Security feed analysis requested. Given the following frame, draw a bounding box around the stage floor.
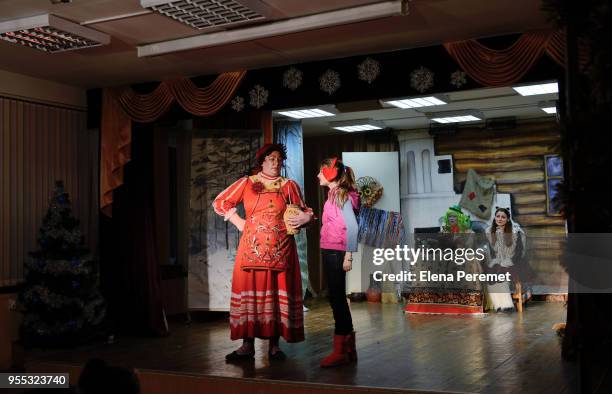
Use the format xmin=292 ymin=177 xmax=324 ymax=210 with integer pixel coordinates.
xmin=23 ymin=301 xmax=578 ymax=393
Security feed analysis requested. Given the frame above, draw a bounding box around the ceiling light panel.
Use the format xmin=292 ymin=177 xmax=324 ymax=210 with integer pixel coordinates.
xmin=0 ymin=14 xmax=110 ymax=53
xmin=276 ymin=109 xmax=335 ymax=119
xmin=431 ymin=115 xmax=481 ymax=124
xmin=141 ymin=0 xmax=269 ymax=30
xmin=333 ymin=125 xmax=383 ymax=132
xmin=330 ymin=119 xmax=385 ymax=132
xmin=538 ymin=100 xmax=557 ymax=114
xmin=512 ymin=82 xmax=558 ymax=96
xmin=427 ymin=110 xmax=483 ymax=124
xmin=385 ymin=96 xmax=447 ymax=109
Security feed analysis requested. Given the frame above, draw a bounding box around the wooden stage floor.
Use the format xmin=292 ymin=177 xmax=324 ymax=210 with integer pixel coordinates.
xmin=23 ymin=301 xmax=578 ymax=393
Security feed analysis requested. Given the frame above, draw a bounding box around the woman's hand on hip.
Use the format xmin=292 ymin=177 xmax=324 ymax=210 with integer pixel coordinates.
xmin=235 ymin=218 xmax=246 ymax=232
xmin=228 ymin=213 xmax=246 ymax=232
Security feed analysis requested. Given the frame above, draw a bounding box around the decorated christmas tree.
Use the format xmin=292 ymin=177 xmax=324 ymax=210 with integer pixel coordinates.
xmin=18 ymin=181 xmax=106 ymax=346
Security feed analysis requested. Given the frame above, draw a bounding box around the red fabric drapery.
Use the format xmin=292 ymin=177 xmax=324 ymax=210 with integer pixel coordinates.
xmin=444 ymin=30 xmax=571 ymax=87
xmin=101 ymin=71 xmax=246 ymax=215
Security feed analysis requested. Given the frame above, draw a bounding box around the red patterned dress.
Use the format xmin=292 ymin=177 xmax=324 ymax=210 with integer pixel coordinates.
xmin=212 ymin=173 xmax=310 ymax=342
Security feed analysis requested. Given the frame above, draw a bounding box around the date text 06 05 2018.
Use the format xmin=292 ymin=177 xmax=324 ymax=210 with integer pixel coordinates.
xmin=0 ymin=373 xmax=69 ymax=388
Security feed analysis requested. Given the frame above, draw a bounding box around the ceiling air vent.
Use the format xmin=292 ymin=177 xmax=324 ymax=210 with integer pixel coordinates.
xmin=0 ymin=14 xmax=110 ymax=53
xmin=140 ymin=0 xmax=273 ymax=30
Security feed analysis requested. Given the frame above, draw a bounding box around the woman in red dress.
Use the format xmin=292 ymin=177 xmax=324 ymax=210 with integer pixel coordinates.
xmin=212 ymin=144 xmax=313 ymax=361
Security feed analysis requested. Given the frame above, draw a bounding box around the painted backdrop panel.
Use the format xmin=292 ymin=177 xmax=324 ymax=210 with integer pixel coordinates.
xmin=188 ymin=131 xmax=259 ymax=310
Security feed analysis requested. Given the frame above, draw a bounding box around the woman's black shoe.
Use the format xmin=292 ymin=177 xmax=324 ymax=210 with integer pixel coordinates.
xmin=225 ymin=350 xmax=255 ymax=362
xmin=268 ymin=349 xmax=286 ymax=361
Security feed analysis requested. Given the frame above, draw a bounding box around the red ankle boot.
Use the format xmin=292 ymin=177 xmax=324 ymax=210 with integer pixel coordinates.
xmin=345 ymin=331 xmax=357 ymax=362
xmin=320 ymin=335 xmax=349 ymax=367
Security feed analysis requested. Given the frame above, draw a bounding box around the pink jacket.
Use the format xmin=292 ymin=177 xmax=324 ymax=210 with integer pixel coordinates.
xmin=320 ymin=189 xmax=360 ymax=252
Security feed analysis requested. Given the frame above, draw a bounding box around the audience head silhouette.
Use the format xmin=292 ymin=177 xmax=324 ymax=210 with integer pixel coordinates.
xmin=78 ymin=358 xmax=140 ymax=394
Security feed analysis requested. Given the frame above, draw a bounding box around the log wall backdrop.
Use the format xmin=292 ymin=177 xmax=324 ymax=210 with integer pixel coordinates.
xmin=435 ymin=120 xmax=567 ymax=289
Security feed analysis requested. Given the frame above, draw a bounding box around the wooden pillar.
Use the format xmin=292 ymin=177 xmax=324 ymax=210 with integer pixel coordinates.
xmin=561 ymin=0 xmax=580 ymax=364
xmin=261 ymin=111 xmax=273 ymax=143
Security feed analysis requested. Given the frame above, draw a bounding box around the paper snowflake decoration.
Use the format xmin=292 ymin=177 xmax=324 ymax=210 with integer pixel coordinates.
xmin=283 ymin=67 xmax=303 ymax=90
xmin=450 ymin=70 xmax=468 ymax=88
xmin=410 ymin=66 xmax=434 ymax=93
xmin=319 ymin=69 xmax=341 ymax=95
xmin=231 ymin=96 xmax=244 ymax=112
xmin=249 ymin=85 xmax=269 ymax=108
xmin=358 ymin=57 xmax=380 ymax=84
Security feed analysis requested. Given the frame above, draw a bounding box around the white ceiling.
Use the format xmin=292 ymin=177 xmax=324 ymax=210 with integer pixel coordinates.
xmin=295 ymin=85 xmax=559 ymax=136
xmin=0 ymin=0 xmax=552 ymax=88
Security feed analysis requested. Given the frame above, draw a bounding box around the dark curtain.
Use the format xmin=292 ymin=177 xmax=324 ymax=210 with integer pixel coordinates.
xmin=100 ymin=123 xmax=169 ymax=336
xmin=100 ymin=72 xmax=245 ymax=214
xmin=303 ymin=130 xmax=398 ymax=294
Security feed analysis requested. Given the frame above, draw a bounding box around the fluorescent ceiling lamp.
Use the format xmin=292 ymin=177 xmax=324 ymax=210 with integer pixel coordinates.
xmin=140 ymin=0 xmax=274 ymax=30
xmin=330 ymin=119 xmax=385 ymax=132
xmin=431 ymin=115 xmax=481 ymax=124
xmin=276 ymin=108 xmax=335 ymax=119
xmin=539 ymin=101 xmax=557 ymax=114
xmin=512 ymin=82 xmax=558 ymax=96
xmin=385 ymin=96 xmax=447 ymax=109
xmin=0 ymin=14 xmax=110 ymax=53
xmin=334 ymin=125 xmax=383 ymax=132
xmin=138 ymin=0 xmax=406 ymax=57
xmin=428 ymin=111 xmax=483 ymax=124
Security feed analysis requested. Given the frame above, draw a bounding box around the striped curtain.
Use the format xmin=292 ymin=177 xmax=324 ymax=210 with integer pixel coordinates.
xmin=0 ymin=97 xmax=97 ymax=287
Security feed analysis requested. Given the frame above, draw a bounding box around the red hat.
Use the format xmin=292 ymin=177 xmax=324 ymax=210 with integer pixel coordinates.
xmin=255 ymin=143 xmax=287 ymax=164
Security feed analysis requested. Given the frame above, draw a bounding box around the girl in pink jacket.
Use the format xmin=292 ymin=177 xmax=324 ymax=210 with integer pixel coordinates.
xmin=317 ymin=157 xmax=359 ymax=367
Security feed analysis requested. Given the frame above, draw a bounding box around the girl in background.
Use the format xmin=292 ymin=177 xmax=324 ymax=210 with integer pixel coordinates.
xmin=486 ymin=207 xmax=527 ymax=312
xmin=317 ymin=157 xmax=360 ymax=367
